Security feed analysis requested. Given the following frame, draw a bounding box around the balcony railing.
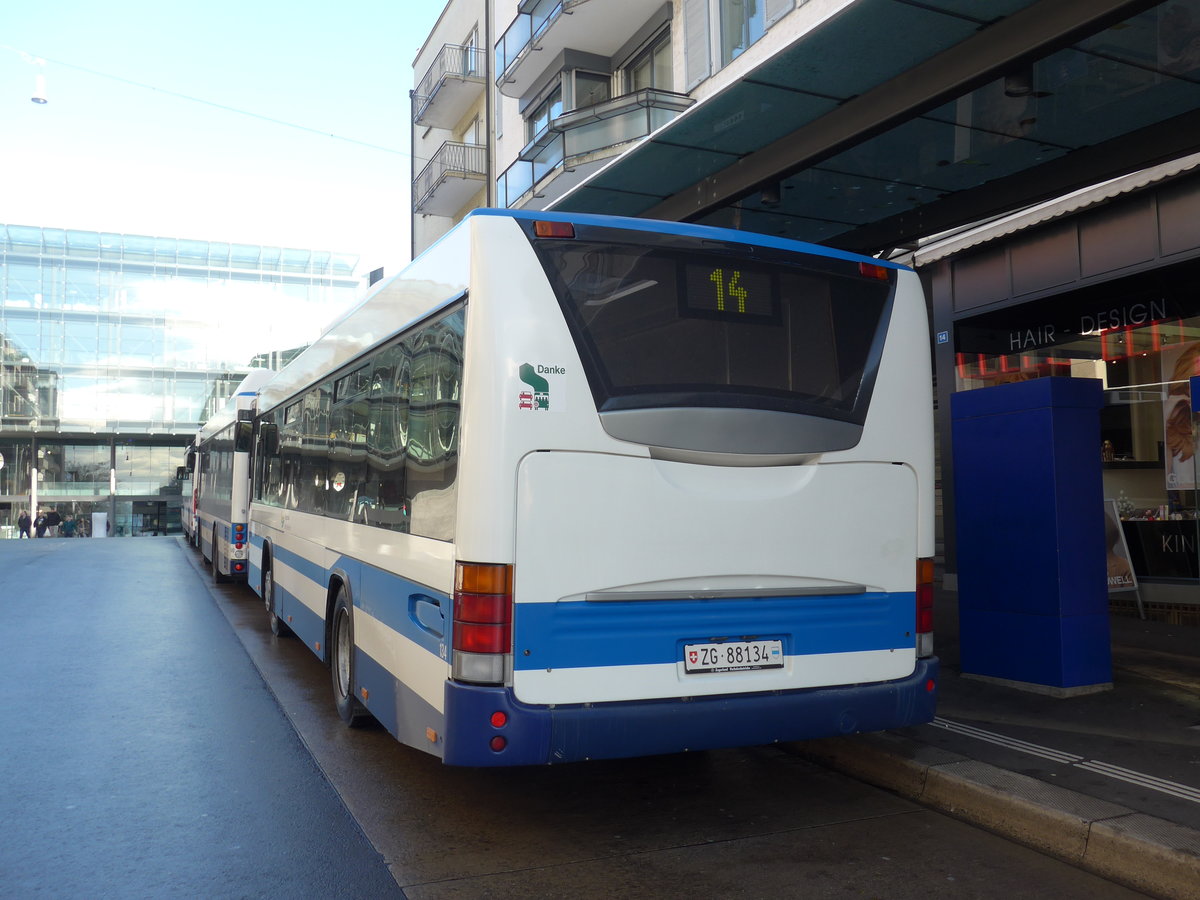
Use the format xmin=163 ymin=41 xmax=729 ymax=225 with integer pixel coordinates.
xmin=495 ymin=0 xmax=563 ymax=85
xmin=413 ymin=141 xmax=488 ymax=217
xmin=413 ymin=44 xmax=487 ymax=128
xmin=495 ymin=0 xmax=664 ymax=97
xmin=497 ymin=89 xmax=693 ymax=208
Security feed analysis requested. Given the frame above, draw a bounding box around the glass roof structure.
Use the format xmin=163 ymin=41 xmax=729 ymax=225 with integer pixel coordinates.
xmin=549 ymin=0 xmax=1200 ymax=254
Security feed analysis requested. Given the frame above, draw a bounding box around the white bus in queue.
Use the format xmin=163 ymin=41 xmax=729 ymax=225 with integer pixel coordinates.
xmin=196 ymin=369 xmax=273 ymax=582
xmin=179 ymin=434 xmax=199 ymax=547
xmin=248 ymin=209 xmax=938 ymax=766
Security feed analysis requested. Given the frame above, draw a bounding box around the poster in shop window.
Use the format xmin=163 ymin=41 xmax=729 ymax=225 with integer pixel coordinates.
xmin=1103 ymin=499 xmax=1137 ymax=593
xmin=1160 ymin=341 xmax=1200 ymax=491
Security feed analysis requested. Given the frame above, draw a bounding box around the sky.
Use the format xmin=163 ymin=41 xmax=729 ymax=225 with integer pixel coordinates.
xmin=1 ymin=0 xmax=450 ymax=276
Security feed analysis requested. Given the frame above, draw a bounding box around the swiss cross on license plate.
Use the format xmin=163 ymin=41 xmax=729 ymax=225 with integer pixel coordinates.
xmin=684 ymin=639 xmax=783 ymax=674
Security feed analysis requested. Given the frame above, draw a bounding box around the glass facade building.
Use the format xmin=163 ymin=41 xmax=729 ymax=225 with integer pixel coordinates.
xmin=0 ymin=224 xmax=361 ymax=538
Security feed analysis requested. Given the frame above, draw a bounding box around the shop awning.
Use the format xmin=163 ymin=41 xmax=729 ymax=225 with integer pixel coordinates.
xmin=548 ymin=0 xmax=1200 ymax=256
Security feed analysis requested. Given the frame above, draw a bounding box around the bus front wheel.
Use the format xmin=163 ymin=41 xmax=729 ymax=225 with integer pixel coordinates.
xmin=211 ymin=527 xmax=229 ymax=584
xmin=330 ymin=588 xmax=368 ymax=727
xmin=263 ymin=561 xmax=290 ymax=637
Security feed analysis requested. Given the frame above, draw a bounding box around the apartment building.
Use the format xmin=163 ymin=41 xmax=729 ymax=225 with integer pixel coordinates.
xmin=411 ymin=0 xmax=824 ymax=255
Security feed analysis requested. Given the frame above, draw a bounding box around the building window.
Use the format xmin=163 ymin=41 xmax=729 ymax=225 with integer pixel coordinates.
xmin=527 ymin=84 xmax=563 ymax=141
xmin=720 ymin=0 xmax=765 ymax=66
xmin=463 ymin=115 xmax=483 ymax=146
xmin=627 ymin=31 xmax=673 ymax=92
xmin=574 ymin=71 xmax=612 ymax=108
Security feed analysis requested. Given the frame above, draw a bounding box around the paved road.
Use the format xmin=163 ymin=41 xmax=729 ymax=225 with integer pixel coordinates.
xmin=189 ymin=541 xmax=1154 ymax=899
xmin=0 ymin=537 xmax=398 ymax=899
xmin=0 ymin=537 xmax=1157 ymax=898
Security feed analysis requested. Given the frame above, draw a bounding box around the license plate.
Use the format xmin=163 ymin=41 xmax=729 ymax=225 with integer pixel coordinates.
xmin=684 ymin=639 xmax=783 ymax=674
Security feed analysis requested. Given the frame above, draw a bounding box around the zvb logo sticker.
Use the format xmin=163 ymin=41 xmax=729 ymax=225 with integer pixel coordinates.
xmin=518 ymin=363 xmax=552 ymax=411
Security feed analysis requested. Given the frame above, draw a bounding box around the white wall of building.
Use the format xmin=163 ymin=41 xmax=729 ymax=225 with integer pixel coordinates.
xmin=412 ymin=0 xmax=489 ymax=256
xmin=409 ymin=0 xmax=859 ymax=256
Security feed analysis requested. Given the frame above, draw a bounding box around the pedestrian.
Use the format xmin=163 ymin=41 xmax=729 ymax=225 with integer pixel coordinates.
xmin=46 ymin=509 xmax=61 ymax=538
xmin=17 ymin=510 xmax=31 ymax=539
xmin=61 ymin=517 xmax=77 ymax=539
xmin=34 ymin=511 xmax=48 ymax=538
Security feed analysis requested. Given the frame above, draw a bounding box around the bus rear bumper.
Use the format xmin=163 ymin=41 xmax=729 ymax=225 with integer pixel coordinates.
xmin=442 ymin=657 xmax=939 ymax=766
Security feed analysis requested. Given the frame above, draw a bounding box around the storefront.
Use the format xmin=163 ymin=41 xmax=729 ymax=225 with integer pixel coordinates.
xmin=0 ymin=436 xmax=187 ymax=538
xmin=924 ymin=157 xmax=1200 ymax=616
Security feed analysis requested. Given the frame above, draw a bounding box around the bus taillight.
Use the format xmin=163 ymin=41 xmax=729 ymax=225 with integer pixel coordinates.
xmin=452 ymin=562 xmax=514 ymax=685
xmin=533 ymin=220 xmax=575 ymax=239
xmin=916 ymin=557 xmax=934 ymax=658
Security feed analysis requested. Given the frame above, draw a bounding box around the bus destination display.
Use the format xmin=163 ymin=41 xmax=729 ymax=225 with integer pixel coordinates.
xmin=681 ymin=263 xmax=778 ymax=322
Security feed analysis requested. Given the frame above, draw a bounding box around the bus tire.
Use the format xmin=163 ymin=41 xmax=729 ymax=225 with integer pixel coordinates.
xmin=212 ymin=527 xmax=229 ymax=584
xmin=263 ymin=559 xmax=290 ymax=637
xmin=331 ymin=587 xmax=368 ymax=727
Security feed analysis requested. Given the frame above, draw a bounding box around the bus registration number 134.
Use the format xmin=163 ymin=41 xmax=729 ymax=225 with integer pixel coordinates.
xmin=684 ymin=640 xmax=783 ymax=674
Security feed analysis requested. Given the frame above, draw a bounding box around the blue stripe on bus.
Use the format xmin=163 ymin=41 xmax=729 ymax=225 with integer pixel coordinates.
xmin=512 ymin=591 xmax=915 ymax=671
xmin=257 ymin=533 xmax=912 ymax=673
xmin=466 ymin=207 xmax=911 ymax=270
xmin=345 ymin=559 xmax=449 ymax=660
xmin=269 ymin=541 xmax=328 ymax=589
xmin=257 ymin=538 xmax=449 ymax=661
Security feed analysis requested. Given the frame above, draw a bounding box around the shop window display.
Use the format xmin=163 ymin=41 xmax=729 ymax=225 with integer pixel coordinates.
xmin=955 ymin=294 xmax=1200 ymax=584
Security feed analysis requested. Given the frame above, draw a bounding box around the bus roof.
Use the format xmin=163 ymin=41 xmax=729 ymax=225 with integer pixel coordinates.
xmin=465 ymin=208 xmax=912 ymax=271
xmin=197 ymin=368 xmax=275 ymax=441
xmin=254 ymin=210 xmax=914 ymax=417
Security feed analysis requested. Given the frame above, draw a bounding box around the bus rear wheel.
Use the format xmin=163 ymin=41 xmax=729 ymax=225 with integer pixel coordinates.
xmin=330 ymin=588 xmax=368 ymax=727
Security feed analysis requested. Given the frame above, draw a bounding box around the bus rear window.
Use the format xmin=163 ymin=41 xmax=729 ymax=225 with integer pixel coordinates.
xmin=525 ymin=226 xmax=894 ymax=424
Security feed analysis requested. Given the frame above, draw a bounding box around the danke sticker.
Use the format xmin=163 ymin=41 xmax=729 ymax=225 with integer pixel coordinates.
xmin=517 ymin=363 xmax=565 ymax=412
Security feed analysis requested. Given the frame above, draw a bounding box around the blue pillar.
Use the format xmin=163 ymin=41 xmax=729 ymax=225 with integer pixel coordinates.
xmin=951 ymin=378 xmax=1112 ymax=694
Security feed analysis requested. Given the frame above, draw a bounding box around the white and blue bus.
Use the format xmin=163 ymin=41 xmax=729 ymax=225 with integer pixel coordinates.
xmin=248 ymin=209 xmax=937 ymax=766
xmin=196 ymin=370 xmax=274 ymax=582
xmin=180 ymin=434 xmax=199 ymax=547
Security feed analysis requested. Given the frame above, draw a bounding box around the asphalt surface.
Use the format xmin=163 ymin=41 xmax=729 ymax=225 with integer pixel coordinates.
xmin=4 ymin=536 xmax=1199 ymax=899
xmin=0 ymin=536 xmax=400 ymax=899
xmin=797 ymin=585 xmax=1200 ymax=899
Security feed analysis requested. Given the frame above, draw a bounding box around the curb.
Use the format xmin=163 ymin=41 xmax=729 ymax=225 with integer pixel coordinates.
xmin=792 ymin=732 xmax=1200 ymax=900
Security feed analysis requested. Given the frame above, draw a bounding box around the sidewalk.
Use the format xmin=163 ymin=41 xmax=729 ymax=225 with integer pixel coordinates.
xmin=795 ymin=586 xmax=1200 ymax=899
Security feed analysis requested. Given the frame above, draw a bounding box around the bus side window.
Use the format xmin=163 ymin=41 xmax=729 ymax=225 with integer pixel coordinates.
xmin=366 ymin=339 xmax=411 ymax=532
xmin=406 ymin=310 xmax=463 ymax=542
xmin=327 ymin=393 xmax=369 ymax=522
xmin=302 ymin=383 xmax=331 ymax=516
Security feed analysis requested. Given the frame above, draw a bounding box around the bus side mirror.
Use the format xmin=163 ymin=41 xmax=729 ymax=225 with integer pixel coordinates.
xmin=175 ymin=466 xmax=189 ymax=480
xmin=185 ymin=450 xmax=196 ymax=472
xmin=235 ymin=420 xmax=254 ymax=453
xmin=260 ymin=423 xmax=279 ymax=457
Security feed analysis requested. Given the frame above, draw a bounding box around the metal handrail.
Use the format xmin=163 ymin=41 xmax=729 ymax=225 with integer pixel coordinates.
xmin=497 ymin=89 xmax=694 ymax=208
xmin=413 ymin=142 xmax=488 ymax=210
xmin=496 ymin=0 xmax=575 ymax=82
xmin=413 ymin=44 xmax=487 ymax=124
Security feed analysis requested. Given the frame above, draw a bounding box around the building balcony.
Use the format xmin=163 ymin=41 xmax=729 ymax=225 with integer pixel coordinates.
xmin=496 ymin=88 xmax=693 ymax=209
xmin=413 ymin=44 xmax=487 ymax=129
xmin=495 ymin=0 xmax=664 ymax=98
xmin=413 ymin=141 xmax=488 ymax=217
